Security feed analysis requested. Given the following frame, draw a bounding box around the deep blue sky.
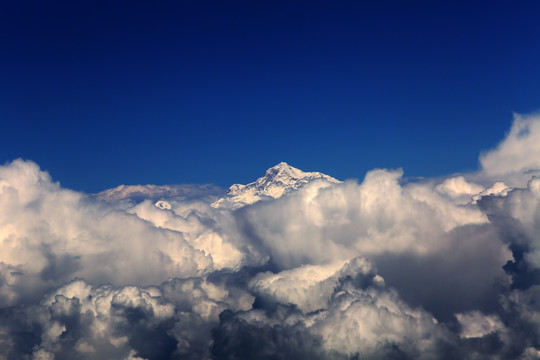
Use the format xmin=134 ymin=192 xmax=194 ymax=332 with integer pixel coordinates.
xmin=2 ymin=1 xmax=540 ymax=192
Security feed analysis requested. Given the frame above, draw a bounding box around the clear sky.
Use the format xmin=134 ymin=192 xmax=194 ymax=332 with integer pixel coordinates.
xmin=2 ymin=0 xmax=540 ymax=192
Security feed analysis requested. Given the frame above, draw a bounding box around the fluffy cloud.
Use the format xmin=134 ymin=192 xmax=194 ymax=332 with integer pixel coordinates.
xmin=456 ymin=311 xmax=506 ymax=339
xmin=234 ymin=169 xmax=495 ymax=272
xmin=479 ymin=113 xmax=540 ymax=187
xmin=249 ymin=257 xmax=379 ymax=313
xmin=0 ymin=160 xmax=213 ymax=306
xmin=214 ymin=258 xmax=450 ymax=359
xmin=2 ymin=114 xmax=540 ymax=358
xmin=1 ymin=277 xmax=254 ymax=359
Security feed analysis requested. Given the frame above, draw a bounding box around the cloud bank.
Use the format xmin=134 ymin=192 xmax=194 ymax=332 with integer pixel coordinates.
xmin=2 ymin=113 xmax=540 ymax=359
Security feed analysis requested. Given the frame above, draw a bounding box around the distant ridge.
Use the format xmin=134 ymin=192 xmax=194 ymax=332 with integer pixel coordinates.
xmin=95 ymin=183 xmax=221 ymax=203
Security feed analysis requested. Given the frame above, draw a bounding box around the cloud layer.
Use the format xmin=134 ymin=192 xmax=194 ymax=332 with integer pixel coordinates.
xmin=2 ymin=114 xmax=540 ymax=359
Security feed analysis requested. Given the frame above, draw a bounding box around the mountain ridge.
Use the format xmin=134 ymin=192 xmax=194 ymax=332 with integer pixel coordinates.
xmin=212 ymin=162 xmax=340 ymax=209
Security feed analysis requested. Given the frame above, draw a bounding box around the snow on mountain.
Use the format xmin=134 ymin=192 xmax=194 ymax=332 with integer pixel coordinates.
xmin=212 ymin=162 xmax=341 ymax=209
xmin=94 ymin=163 xmax=340 ymax=210
xmin=95 ymin=183 xmax=221 ymax=203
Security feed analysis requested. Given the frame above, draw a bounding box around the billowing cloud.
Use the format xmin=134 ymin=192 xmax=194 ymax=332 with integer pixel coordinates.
xmin=2 ymin=114 xmax=540 ymax=358
xmin=456 ymin=311 xmax=505 ymax=339
xmin=479 ymin=113 xmax=540 ymax=187
xmin=213 ymin=262 xmax=450 ymax=360
xmin=0 ymin=160 xmax=214 ymax=307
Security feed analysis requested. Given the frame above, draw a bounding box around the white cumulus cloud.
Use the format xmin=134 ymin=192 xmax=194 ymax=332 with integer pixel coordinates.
xmin=2 ymin=113 xmax=540 ymax=358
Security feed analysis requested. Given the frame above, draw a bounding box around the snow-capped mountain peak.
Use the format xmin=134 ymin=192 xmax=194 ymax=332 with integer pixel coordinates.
xmin=213 ymin=162 xmax=340 ymax=208
xmin=261 ymin=161 xmax=306 ymax=182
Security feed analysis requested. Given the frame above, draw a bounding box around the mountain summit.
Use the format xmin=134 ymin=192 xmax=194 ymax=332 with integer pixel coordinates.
xmin=212 ymin=162 xmax=340 ymax=209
